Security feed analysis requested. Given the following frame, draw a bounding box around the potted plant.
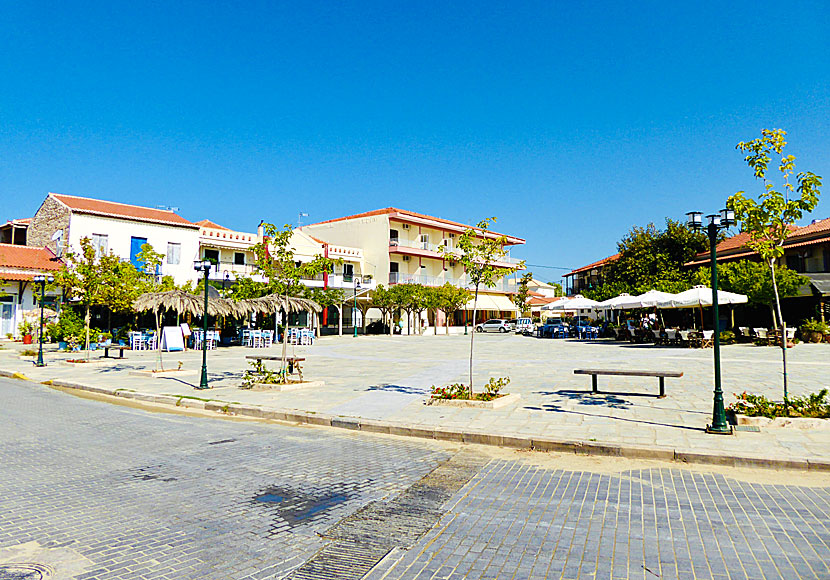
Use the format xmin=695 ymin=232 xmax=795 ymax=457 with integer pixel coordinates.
xmin=18 ymin=320 xmax=36 ymax=344
xmin=800 ymin=319 xmax=828 ymax=343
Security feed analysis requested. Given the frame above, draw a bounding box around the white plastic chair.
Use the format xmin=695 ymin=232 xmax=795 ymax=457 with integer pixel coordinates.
xmin=754 ymin=328 xmax=768 ymax=340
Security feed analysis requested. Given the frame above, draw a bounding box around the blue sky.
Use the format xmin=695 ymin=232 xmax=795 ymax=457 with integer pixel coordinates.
xmin=2 ymin=1 xmax=828 ymax=282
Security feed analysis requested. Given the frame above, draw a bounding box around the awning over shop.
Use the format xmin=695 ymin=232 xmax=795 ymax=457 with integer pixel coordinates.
xmin=806 ymin=273 xmax=830 ymax=296
xmin=465 ymin=293 xmax=517 ymax=312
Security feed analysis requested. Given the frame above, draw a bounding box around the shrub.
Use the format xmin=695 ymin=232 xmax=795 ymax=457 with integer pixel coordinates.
xmin=17 ymin=320 xmax=36 ymax=337
xmin=20 ymin=348 xmax=38 ymax=357
xmin=728 ymin=389 xmax=830 ymax=418
xmin=719 ymin=330 xmax=735 ymax=345
xmin=801 ymin=318 xmax=830 ymax=334
xmin=240 ymin=359 xmax=285 ymax=389
xmin=431 ymin=377 xmax=510 ymax=401
xmin=53 ymin=309 xmax=85 ymax=343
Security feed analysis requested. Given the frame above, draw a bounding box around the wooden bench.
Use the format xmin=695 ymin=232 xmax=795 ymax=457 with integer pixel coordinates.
xmin=101 ymin=345 xmax=129 ymax=359
xmin=573 ymin=369 xmax=683 ymax=398
xmin=245 ymin=355 xmax=306 ymax=381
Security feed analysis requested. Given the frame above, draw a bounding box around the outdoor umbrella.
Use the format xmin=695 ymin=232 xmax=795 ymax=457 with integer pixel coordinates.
xmin=655 ymin=286 xmax=748 ymax=309
xmin=618 ymin=289 xmax=678 ymax=309
xmin=655 ymin=285 xmax=748 ymax=330
xmin=133 ymin=289 xmax=243 ymax=370
xmin=544 ymin=294 xmax=600 ymax=311
xmin=595 ymin=293 xmax=632 ymax=310
xmin=22 ymin=307 xmax=58 ymax=320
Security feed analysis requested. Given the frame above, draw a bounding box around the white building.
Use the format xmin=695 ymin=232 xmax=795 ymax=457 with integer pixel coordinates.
xmin=0 ymin=244 xmax=62 ymax=338
xmin=27 ymin=193 xmax=201 ymax=285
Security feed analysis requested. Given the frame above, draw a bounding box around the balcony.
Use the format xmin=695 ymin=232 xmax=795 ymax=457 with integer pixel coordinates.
xmin=300 ymin=273 xmax=376 ymax=290
xmin=389 ymin=272 xmax=516 ymax=293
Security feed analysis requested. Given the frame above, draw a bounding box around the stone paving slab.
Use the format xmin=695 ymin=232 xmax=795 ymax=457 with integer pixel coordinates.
xmin=1 ymin=334 xmax=829 ymax=469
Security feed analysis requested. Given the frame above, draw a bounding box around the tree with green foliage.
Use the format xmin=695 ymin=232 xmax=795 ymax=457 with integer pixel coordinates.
xmin=302 ymin=286 xmax=347 ymax=335
xmin=436 ymin=283 xmax=471 ymax=335
xmin=512 ymin=272 xmax=534 ymax=315
xmin=55 ymin=237 xmax=123 ymax=360
xmin=388 ymin=283 xmax=424 ymax=335
xmin=440 ymin=218 xmax=524 ymax=395
xmin=691 ymin=260 xmax=807 ymax=325
xmin=420 ymin=286 xmax=444 ymax=335
xmin=370 ymin=285 xmax=397 ymax=335
xmin=588 ymin=219 xmax=709 ymax=301
xmin=252 ymin=223 xmax=335 ymax=379
xmin=727 ymin=128 xmax=822 ymax=401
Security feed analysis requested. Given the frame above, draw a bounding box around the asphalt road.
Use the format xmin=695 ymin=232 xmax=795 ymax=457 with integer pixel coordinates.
xmin=0 ymin=378 xmax=828 ymax=580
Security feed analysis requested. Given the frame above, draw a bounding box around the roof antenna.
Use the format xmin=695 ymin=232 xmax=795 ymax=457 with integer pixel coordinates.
xmin=298 ymin=212 xmax=309 ymax=228
xmin=156 ymin=205 xmax=179 ymax=212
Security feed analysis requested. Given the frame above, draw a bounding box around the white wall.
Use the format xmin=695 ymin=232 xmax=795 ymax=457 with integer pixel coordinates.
xmin=0 ymin=282 xmax=57 ymax=339
xmin=68 ymin=214 xmax=201 ymax=285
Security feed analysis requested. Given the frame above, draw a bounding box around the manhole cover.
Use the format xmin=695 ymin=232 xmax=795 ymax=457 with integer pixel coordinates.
xmin=0 ymin=563 xmax=52 ymax=579
xmin=733 ymin=425 xmax=761 ymax=432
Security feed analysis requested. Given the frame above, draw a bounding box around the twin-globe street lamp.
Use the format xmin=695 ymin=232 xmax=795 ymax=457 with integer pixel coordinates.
xmin=193 ymin=260 xmax=212 ymax=390
xmin=686 ymin=208 xmax=735 ymax=435
xmin=32 ymin=274 xmax=55 ymax=367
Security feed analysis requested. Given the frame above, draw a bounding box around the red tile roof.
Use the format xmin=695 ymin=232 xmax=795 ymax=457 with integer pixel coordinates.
xmin=688 ymin=220 xmax=827 ymax=265
xmin=0 ymin=244 xmax=61 ymax=273
xmin=565 ymin=254 xmax=620 ymax=277
xmin=304 ymin=207 xmax=525 ymax=245
xmin=195 ymin=219 xmax=231 ymax=230
xmin=51 ymin=193 xmax=199 ymax=228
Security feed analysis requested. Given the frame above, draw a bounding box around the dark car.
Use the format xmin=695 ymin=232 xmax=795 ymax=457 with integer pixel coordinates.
xmin=366 ymin=320 xmax=390 ymax=335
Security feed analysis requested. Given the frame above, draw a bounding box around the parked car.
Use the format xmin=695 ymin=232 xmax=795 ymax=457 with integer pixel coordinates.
xmin=514 ymin=318 xmax=534 ymax=335
xmin=475 ymin=319 xmax=515 ymax=333
xmin=366 ymin=320 xmax=389 ymax=334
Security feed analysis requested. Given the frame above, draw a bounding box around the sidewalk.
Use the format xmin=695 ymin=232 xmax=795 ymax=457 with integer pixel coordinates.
xmin=2 ymin=334 xmax=829 ymax=470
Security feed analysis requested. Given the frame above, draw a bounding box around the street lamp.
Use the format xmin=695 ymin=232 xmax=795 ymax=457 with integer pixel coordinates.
xmin=32 ymin=274 xmax=55 ymax=367
xmin=193 ymin=260 xmax=212 ymax=389
xmin=353 ymin=278 xmax=361 ymax=338
xmin=222 ymin=270 xmax=230 ymax=296
xmin=686 ymin=208 xmax=735 ymax=435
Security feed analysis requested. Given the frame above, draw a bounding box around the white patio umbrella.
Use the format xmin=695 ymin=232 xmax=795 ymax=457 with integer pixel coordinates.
xmin=618 ymin=289 xmax=678 ymax=309
xmin=543 ymin=294 xmax=600 ymax=311
xmin=655 ymin=286 xmax=748 ymax=309
xmin=595 ymin=293 xmax=632 ymax=323
xmin=656 ymin=285 xmax=748 ymax=330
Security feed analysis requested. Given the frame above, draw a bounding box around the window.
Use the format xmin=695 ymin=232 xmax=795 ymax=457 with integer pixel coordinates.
xmin=419 ymin=234 xmax=429 ymax=250
xmin=343 ymin=263 xmax=354 ymax=282
xmin=91 ymin=234 xmax=108 ymax=258
xmin=203 ymin=249 xmax=219 ymax=264
xmin=389 ymin=229 xmax=399 ymax=245
xmin=234 ymin=252 xmax=245 ymax=266
xmin=130 ymin=236 xmax=148 ymax=269
xmin=166 ymin=242 xmax=181 ymax=265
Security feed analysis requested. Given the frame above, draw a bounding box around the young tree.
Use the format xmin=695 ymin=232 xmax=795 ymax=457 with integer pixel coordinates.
xmin=420 ymin=286 xmax=444 ymax=335
xmin=370 ymin=285 xmax=397 ymax=335
xmin=440 ymin=218 xmax=524 ymax=395
xmin=512 ymin=272 xmax=534 ymax=316
xmin=55 ymin=237 xmax=122 ymax=360
xmin=389 ymin=283 xmax=423 ymax=335
xmin=302 ymin=286 xmax=346 ymax=336
xmin=252 ymin=223 xmax=335 ymax=379
xmin=436 ymin=283 xmax=471 ymax=335
xmin=728 ymin=129 xmax=822 ymax=401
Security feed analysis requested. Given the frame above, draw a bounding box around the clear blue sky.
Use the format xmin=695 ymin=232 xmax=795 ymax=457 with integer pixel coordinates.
xmin=2 ymin=1 xmax=828 ymax=283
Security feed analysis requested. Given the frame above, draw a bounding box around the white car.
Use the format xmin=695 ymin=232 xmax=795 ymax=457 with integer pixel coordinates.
xmin=475 ymin=319 xmax=515 ymax=333
xmin=514 ymin=318 xmax=534 ymax=335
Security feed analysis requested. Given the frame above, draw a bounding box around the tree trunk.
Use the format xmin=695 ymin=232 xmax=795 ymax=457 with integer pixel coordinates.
xmin=281 ymin=302 xmax=290 ymax=383
xmin=469 ymin=285 xmax=479 ymax=395
xmin=156 ymin=310 xmax=164 ymax=371
xmin=85 ymin=304 xmax=91 ymax=361
xmin=769 ymin=260 xmax=788 ymax=401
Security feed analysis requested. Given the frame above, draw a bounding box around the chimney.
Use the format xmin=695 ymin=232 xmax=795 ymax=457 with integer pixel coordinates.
xmin=257 ymin=220 xmax=264 ymax=240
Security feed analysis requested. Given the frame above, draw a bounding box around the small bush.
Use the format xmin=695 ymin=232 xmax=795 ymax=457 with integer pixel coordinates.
xmin=728 ymin=389 xmax=830 ymax=418
xmin=20 ymin=349 xmax=38 ymax=357
xmin=240 ymin=359 xmax=285 ymax=389
xmin=431 ymin=377 xmax=511 ymax=402
xmin=719 ymin=330 xmax=735 ymax=345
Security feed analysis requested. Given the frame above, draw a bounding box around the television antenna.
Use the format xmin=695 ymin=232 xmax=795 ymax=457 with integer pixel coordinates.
xmin=156 ymin=205 xmax=180 ymax=212
xmin=298 ymin=212 xmax=309 ymax=228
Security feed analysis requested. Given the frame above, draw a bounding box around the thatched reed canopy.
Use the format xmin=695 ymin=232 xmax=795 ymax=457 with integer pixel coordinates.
xmin=133 ymin=289 xmax=243 ymax=318
xmin=237 ymin=294 xmax=321 ymax=316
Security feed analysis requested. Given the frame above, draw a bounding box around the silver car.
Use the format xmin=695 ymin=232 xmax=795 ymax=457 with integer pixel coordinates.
xmin=475 ymin=319 xmax=515 ymax=333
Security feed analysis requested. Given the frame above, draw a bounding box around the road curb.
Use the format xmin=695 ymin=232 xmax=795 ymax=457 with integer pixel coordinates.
xmin=3 ymin=370 xmax=827 ymax=473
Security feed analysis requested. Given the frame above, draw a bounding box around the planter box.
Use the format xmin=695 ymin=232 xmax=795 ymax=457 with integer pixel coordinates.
xmin=427 ymin=392 xmax=521 ymax=409
xmin=245 ymin=380 xmax=325 ymax=391
xmin=130 ymin=369 xmax=198 ymax=378
xmin=736 ymin=414 xmax=830 ymax=429
xmin=61 ymin=359 xmax=113 ymax=367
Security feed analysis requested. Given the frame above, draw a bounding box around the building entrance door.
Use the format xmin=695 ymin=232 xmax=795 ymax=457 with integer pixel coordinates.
xmin=0 ymin=298 xmax=15 ymax=337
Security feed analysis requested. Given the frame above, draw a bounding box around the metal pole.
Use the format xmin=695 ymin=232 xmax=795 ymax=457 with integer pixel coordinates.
xmin=353 ymin=281 xmax=358 ymax=338
xmin=36 ymin=280 xmax=46 ymax=367
xmin=198 ymin=267 xmax=210 ymax=389
xmin=707 ymin=223 xmax=730 ymax=434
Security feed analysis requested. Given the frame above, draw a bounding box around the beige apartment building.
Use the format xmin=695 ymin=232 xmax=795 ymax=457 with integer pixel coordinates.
xmin=301 ymin=208 xmax=525 ymax=328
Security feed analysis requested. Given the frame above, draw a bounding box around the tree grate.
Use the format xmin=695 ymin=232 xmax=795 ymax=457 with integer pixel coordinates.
xmin=287 ymin=452 xmax=487 ymax=580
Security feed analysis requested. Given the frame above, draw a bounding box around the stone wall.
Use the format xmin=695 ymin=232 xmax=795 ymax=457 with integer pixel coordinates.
xmin=26 ymin=195 xmax=71 ymax=255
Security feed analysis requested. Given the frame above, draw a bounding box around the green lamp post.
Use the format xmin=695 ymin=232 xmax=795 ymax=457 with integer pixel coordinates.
xmin=686 ymin=208 xmax=735 ymax=435
xmin=353 ymin=278 xmax=361 ymax=337
xmin=33 ymin=274 xmax=54 ymax=367
xmin=193 ymin=260 xmax=212 ymax=389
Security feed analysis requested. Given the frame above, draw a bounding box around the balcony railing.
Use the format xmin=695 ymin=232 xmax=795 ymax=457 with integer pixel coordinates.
xmin=389 ymin=272 xmax=516 ymax=293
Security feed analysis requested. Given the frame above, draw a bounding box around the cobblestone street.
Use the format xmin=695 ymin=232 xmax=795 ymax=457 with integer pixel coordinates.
xmin=1 ymin=377 xmax=828 ymax=579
